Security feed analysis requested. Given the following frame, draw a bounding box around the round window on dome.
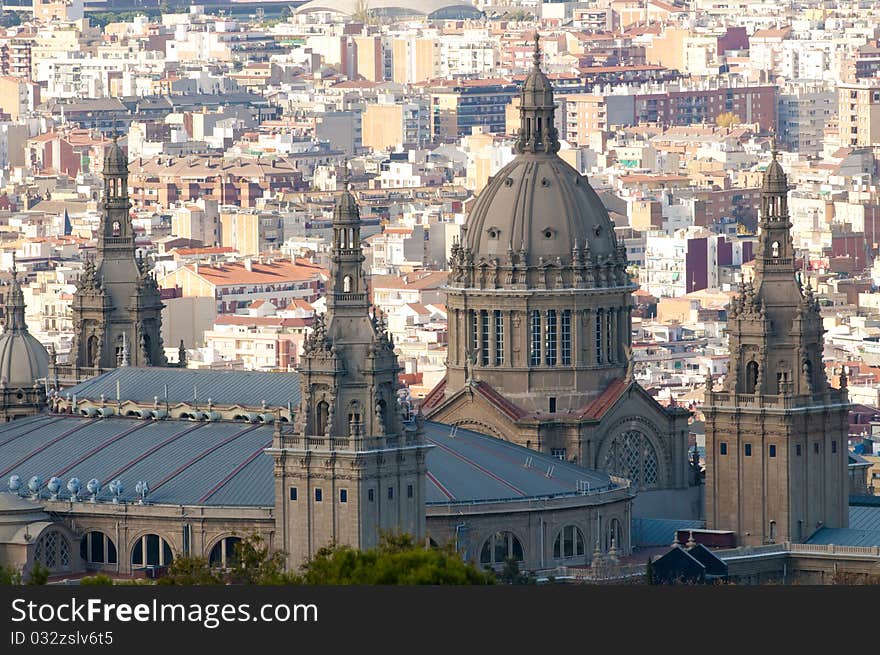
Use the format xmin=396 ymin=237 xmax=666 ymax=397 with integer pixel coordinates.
xmin=543 ymin=229 xmax=554 ymax=239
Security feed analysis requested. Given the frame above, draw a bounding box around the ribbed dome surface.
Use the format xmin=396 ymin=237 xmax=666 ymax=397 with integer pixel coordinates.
xmin=0 ymin=329 xmax=48 ymax=389
xmin=464 ymin=154 xmax=618 ymax=265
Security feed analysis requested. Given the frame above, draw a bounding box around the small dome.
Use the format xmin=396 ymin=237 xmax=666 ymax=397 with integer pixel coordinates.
xmin=0 ymin=268 xmax=48 ymax=389
xmin=0 ymin=329 xmax=48 ymax=389
xmin=333 ymin=188 xmax=359 ymax=224
xmin=762 ymin=159 xmax=788 ymax=193
xmin=465 ymin=155 xmax=617 ymax=265
xmin=104 ymin=137 xmax=128 ymax=175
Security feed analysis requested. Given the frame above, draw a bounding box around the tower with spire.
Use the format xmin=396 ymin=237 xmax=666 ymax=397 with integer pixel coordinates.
xmin=704 ymin=146 xmax=849 ymax=545
xmin=269 ymin=175 xmax=431 ymax=568
xmin=0 ymin=259 xmax=49 ymax=420
xmin=68 ymin=136 xmax=166 ymax=376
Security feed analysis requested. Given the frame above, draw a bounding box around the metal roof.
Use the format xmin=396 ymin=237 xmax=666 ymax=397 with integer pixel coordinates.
xmin=631 ymin=517 xmax=706 ymax=548
xmin=0 ymin=416 xmax=622 ymax=509
xmin=64 ymin=368 xmax=301 ymax=410
xmin=805 ymin=527 xmax=880 ymax=547
xmin=849 ymin=505 xmax=880 ymax=532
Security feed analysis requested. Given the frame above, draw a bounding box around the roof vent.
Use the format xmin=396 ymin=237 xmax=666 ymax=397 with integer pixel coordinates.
xmin=523 ymin=456 xmax=533 ymax=469
xmin=576 ymin=480 xmax=591 ymax=494
xmin=545 ymin=465 xmax=554 ymax=479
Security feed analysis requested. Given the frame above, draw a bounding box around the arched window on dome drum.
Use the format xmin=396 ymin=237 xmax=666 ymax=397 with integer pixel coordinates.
xmin=561 ymin=310 xmax=572 ymax=365
xmin=493 ymin=310 xmax=504 ymax=365
xmin=745 ymin=361 xmax=759 ymax=394
xmin=595 ymin=310 xmax=603 ymax=364
xmin=606 ymin=310 xmax=613 ymax=363
xmin=553 ymin=525 xmax=585 ymax=559
xmin=131 ymin=534 xmax=173 ymax=568
xmin=479 ymin=531 xmax=524 ymax=566
xmin=545 ymin=310 xmax=557 ymax=365
xmin=470 ymin=311 xmax=478 ymax=362
xmin=530 ymin=310 xmax=541 ymax=366
xmin=602 ymin=430 xmax=659 ymax=489
xmin=343 ymin=275 xmax=352 ymax=293
xmin=209 ymin=536 xmax=241 ymax=569
xmin=772 ymin=241 xmax=780 ymax=257
xmin=80 ymin=531 xmax=117 ymax=566
xmin=480 ymin=310 xmax=489 ymax=366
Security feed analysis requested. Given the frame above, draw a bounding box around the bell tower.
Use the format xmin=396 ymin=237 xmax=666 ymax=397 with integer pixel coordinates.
xmin=704 ymin=146 xmax=849 ymax=545
xmin=69 ymin=136 xmax=166 ymax=373
xmin=270 ymin=178 xmax=431 ymax=568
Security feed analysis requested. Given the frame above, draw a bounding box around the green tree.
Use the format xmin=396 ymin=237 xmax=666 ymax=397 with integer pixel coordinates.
xmin=158 ymin=557 xmax=224 ymax=585
xmin=227 ymin=533 xmax=290 ymax=585
xmin=81 ymin=574 xmax=115 ymax=586
xmin=296 ymin=533 xmax=494 ymax=585
xmin=499 ymin=557 xmax=531 ymax=585
xmin=27 ymin=563 xmax=50 ymax=586
xmin=0 ymin=565 xmax=21 ymax=585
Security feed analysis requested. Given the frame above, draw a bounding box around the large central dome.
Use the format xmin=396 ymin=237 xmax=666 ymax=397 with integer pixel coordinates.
xmin=462 ymin=34 xmax=618 ymax=267
xmin=464 ymin=154 xmax=617 ymax=264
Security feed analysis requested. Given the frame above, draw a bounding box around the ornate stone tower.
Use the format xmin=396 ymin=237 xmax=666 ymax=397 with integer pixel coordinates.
xmin=69 ymin=137 xmax=166 ymax=372
xmin=424 ymin=35 xmax=691 ymax=495
xmin=704 ymin=148 xmax=849 ymax=545
xmin=0 ymin=261 xmax=49 ymax=420
xmin=270 ymin=180 xmax=431 ymax=568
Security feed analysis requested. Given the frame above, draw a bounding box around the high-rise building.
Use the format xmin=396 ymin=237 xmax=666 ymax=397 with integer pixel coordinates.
xmin=270 ymin=178 xmax=430 ymax=567
xmin=703 ymin=149 xmax=850 ymax=546
xmin=837 ymin=82 xmax=880 ymax=148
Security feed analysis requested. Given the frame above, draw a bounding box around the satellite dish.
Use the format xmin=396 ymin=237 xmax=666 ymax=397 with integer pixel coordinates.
xmin=8 ymin=475 xmax=21 ymax=493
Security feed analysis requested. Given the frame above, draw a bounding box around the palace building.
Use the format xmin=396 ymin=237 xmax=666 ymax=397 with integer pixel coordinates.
xmin=0 ymin=165 xmax=634 ymax=580
xmin=423 ymin=38 xmax=693 ymax=503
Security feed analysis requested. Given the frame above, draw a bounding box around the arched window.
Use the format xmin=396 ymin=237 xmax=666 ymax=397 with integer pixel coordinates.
xmin=87 ymin=335 xmax=99 ymax=366
xmin=131 ymin=534 xmax=173 ymax=568
xmin=745 ymin=361 xmax=759 ymax=394
xmin=316 ymin=401 xmax=329 ymax=435
xmin=545 ymin=310 xmax=557 ymax=366
xmin=479 ymin=531 xmax=524 ymax=566
xmin=34 ymin=530 xmax=71 ymax=571
xmin=112 ymin=221 xmax=121 ymax=236
xmin=771 ymin=241 xmax=780 ymax=257
xmin=553 ymin=525 xmax=585 ymax=559
xmin=602 ymin=429 xmax=659 ymax=488
xmin=80 ymin=531 xmax=117 ymax=566
xmin=595 ymin=310 xmax=603 ymax=364
xmin=343 ymin=275 xmax=352 ymax=293
xmin=493 ymin=310 xmax=504 ymax=365
xmin=209 ymin=536 xmax=241 ymax=569
xmin=530 ymin=310 xmax=541 ymax=366
xmin=480 ymin=310 xmax=489 ymax=365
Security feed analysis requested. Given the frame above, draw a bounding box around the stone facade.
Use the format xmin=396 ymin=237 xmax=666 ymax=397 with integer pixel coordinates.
xmin=704 ymin=150 xmax=850 ymax=546
xmin=268 ymin=181 xmax=431 ymax=569
xmin=65 ymin=137 xmax=166 ymax=380
xmin=425 ymin=37 xmax=691 ymax=493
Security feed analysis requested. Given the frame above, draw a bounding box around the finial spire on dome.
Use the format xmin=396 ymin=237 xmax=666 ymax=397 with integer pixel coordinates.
xmin=771 ymin=134 xmax=778 ymax=160
xmin=5 ymin=253 xmax=27 ymax=332
xmin=533 ymin=31 xmax=541 ymax=68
